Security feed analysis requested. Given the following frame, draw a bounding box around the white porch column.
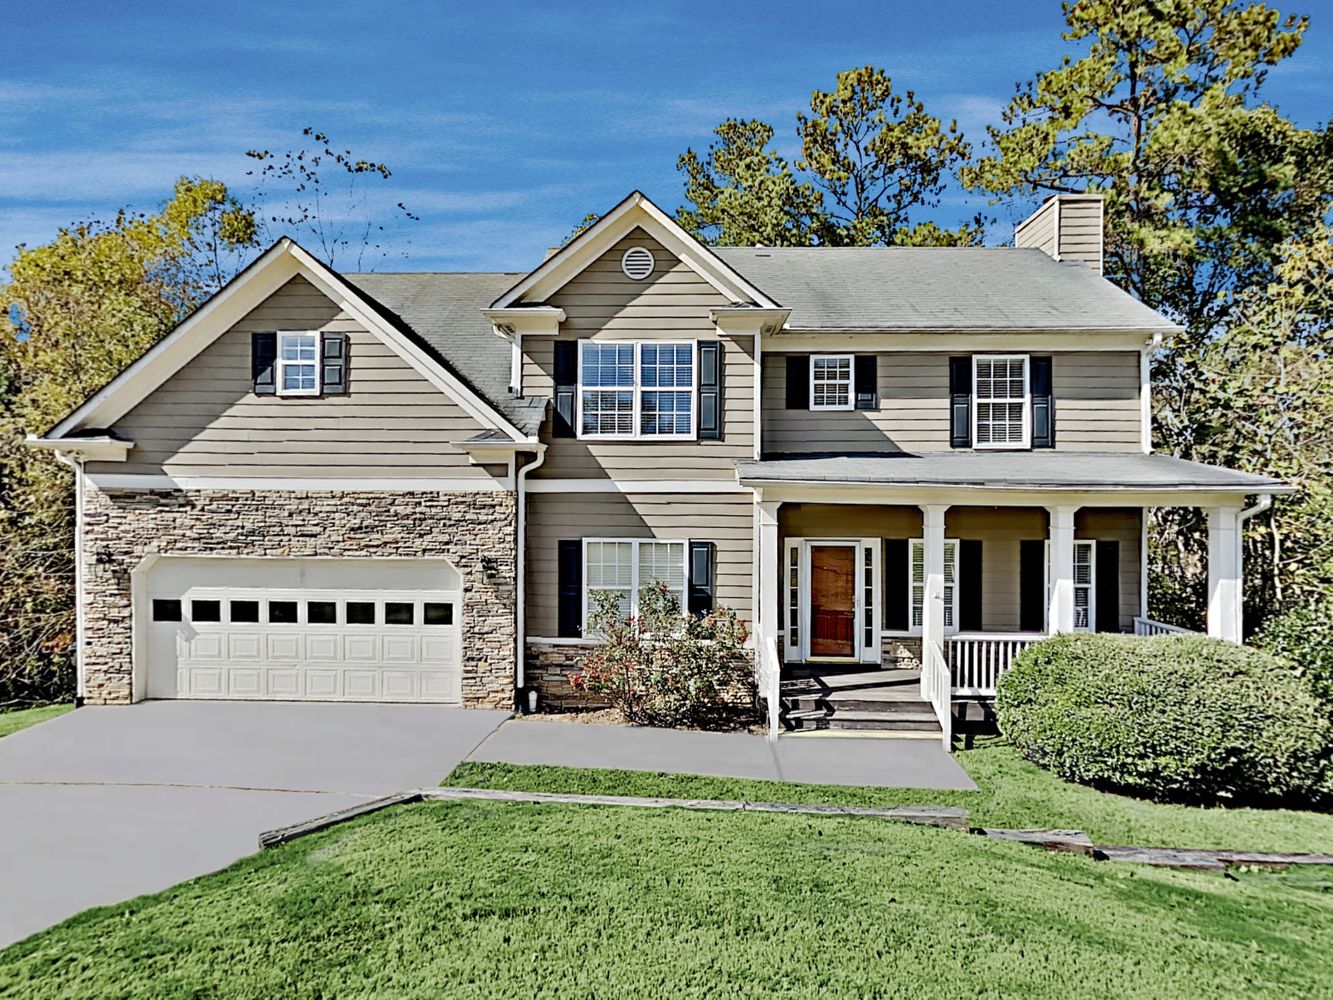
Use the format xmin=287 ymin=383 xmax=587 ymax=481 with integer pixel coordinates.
xmin=1207 ymin=505 xmax=1243 ymax=642
xmin=757 ymin=500 xmax=781 ymax=646
xmin=1047 ymin=505 xmax=1078 ymax=633
xmin=919 ymin=504 xmax=950 ymax=651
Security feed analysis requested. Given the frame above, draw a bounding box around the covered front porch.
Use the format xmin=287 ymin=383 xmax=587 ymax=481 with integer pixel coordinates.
xmin=741 ymin=452 xmax=1288 ymax=742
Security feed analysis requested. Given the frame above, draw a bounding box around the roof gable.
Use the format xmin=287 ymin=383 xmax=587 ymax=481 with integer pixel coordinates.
xmin=490 ymin=191 xmax=779 ymax=309
xmin=48 ymin=239 xmax=531 ymax=441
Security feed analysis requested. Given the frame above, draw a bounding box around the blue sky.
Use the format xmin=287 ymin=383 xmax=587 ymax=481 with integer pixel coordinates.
xmin=4 ymin=0 xmax=1331 ymax=272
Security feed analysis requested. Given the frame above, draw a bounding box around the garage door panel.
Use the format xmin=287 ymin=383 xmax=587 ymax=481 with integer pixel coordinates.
xmin=145 ymin=558 xmax=464 ymax=704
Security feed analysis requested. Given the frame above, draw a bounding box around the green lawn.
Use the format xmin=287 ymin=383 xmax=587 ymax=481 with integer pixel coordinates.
xmin=2 ymin=800 xmax=1330 ymax=999
xmin=0 ymin=704 xmax=71 ymax=739
xmin=443 ymin=738 xmax=1333 ymax=854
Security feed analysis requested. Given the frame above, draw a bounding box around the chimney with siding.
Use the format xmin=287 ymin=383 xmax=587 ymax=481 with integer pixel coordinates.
xmin=1014 ymin=194 xmax=1104 ymax=274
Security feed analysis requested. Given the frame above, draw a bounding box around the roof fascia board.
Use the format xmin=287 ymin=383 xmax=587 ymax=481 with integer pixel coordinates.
xmin=766 ymin=331 xmax=1167 ymax=352
xmin=48 ymin=240 xmax=301 ymax=437
xmin=284 ymin=243 xmax=526 ymax=440
xmin=50 ymin=239 xmax=528 ymax=443
xmin=742 ymin=482 xmax=1288 ymax=508
xmin=27 ymin=435 xmax=134 ymax=462
xmin=491 ymin=192 xmax=780 ymax=309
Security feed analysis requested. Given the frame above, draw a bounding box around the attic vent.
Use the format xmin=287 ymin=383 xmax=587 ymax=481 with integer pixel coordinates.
xmin=621 ymin=246 xmax=655 ymax=280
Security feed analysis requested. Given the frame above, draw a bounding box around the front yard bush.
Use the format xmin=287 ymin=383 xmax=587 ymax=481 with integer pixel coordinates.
xmin=995 ymin=632 xmax=1330 ymax=806
xmin=1252 ymin=604 xmax=1333 ymax=712
xmin=570 ymin=583 xmax=754 ymax=729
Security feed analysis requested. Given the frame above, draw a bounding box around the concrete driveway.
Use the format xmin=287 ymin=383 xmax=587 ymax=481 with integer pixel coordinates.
xmin=0 ymin=701 xmax=508 ymax=948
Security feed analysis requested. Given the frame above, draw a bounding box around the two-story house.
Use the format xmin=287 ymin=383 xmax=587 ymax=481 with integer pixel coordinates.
xmin=32 ymin=191 xmax=1287 ymax=741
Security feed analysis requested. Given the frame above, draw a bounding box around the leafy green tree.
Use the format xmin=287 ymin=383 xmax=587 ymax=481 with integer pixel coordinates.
xmin=798 ymin=66 xmax=979 ymax=246
xmin=676 ymin=119 xmax=825 ymax=246
xmin=0 ymin=178 xmax=257 ymax=705
xmin=961 ymin=1 xmax=1333 ymax=625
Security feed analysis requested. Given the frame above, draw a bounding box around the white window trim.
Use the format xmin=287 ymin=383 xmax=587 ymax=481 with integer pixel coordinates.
xmin=576 ymin=341 xmax=696 ymax=440
xmin=581 ymin=537 xmax=688 ymax=633
xmin=972 ymin=353 xmax=1030 ymax=449
xmin=909 ymin=538 xmax=960 ymax=636
xmin=1044 ymin=538 xmax=1097 ymax=633
xmin=782 ymin=537 xmax=879 ymax=664
xmin=809 ymin=354 xmax=855 ymax=411
xmin=276 ymin=331 xmax=320 ymax=397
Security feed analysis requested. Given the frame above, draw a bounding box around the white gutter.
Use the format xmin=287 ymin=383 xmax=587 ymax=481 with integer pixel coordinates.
xmin=52 ymin=451 xmax=87 ymax=704
xmin=1239 ymin=493 xmax=1273 ymax=525
xmin=514 ymin=444 xmax=548 ymax=692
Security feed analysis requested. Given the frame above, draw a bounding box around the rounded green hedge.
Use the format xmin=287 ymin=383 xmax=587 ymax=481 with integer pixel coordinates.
xmin=995 ymin=633 xmax=1330 ymax=806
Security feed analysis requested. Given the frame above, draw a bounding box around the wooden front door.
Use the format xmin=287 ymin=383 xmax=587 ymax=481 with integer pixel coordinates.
xmin=809 ymin=544 xmax=856 ymax=658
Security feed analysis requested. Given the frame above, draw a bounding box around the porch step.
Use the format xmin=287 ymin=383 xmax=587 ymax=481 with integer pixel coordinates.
xmin=778 ymin=667 xmax=941 ymax=735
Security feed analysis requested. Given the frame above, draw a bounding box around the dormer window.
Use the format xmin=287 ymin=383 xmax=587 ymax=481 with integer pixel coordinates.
xmin=810 ymin=355 xmax=854 ymax=411
xmin=277 ymin=332 xmax=320 ymax=396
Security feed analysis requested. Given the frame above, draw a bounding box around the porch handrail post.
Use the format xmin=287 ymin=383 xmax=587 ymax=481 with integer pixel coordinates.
xmin=757 ymin=499 xmax=782 ymax=735
xmin=918 ymin=504 xmax=950 ymax=693
xmin=1047 ymin=505 xmax=1078 ymax=633
xmin=1206 ymin=505 xmax=1243 ymax=642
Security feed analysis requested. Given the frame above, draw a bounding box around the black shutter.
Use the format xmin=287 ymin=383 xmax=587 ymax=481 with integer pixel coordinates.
xmin=959 ymin=540 xmax=983 ymax=632
xmin=553 ymin=341 xmax=577 ymax=438
xmin=785 ymin=355 xmax=809 ymax=409
xmin=252 ymin=332 xmax=277 ymax=395
xmin=557 ymin=540 xmax=582 ymax=638
xmin=321 ymin=331 xmax=348 ymax=395
xmin=697 ymin=342 xmax=723 ymax=440
xmin=1019 ymin=539 xmax=1046 ymax=633
xmin=882 ymin=539 xmax=909 ymax=631
xmin=687 ymin=540 xmax=715 ymax=616
xmin=949 ymin=356 xmax=972 ymax=448
xmin=1031 ymin=356 xmax=1054 ymax=448
xmin=854 ymin=355 xmax=878 ymax=410
xmin=1096 ymin=540 xmax=1120 ymax=633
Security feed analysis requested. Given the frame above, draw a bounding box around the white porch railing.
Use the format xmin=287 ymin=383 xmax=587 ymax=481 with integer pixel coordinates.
xmin=759 ymin=635 xmax=782 ymax=738
xmin=948 ymin=633 xmax=1044 ymax=697
xmin=920 ymin=639 xmax=952 ymax=750
xmin=1133 ymin=616 xmax=1196 ymax=637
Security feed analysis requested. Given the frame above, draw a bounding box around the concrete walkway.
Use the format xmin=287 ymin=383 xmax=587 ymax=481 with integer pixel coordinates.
xmin=0 ymin=702 xmax=508 ymax=948
xmin=467 ymin=719 xmax=977 ymax=790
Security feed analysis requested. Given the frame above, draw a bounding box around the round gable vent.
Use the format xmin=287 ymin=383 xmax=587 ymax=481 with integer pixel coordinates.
xmin=621 ymin=246 xmax=655 ymax=280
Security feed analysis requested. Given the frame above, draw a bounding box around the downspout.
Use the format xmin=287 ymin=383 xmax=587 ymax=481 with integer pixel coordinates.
xmin=1235 ymin=493 xmax=1273 ymax=639
xmin=514 ymin=444 xmax=547 ymax=695
xmin=54 ymin=450 xmax=86 ymax=706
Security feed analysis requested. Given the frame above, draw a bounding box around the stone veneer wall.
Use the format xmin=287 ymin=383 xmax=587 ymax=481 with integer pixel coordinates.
xmin=525 ymin=640 xmax=758 ymax=713
xmin=81 ymin=487 xmax=516 ymax=707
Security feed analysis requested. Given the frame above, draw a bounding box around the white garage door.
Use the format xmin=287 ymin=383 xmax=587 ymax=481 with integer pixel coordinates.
xmin=141 ymin=557 xmax=463 ymax=703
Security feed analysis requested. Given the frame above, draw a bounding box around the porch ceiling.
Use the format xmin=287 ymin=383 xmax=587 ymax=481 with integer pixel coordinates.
xmin=738 ymin=452 xmax=1288 ymax=500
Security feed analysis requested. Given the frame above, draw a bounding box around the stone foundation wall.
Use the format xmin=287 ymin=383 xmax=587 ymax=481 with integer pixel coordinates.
xmin=525 ymin=640 xmax=758 ymax=713
xmin=81 ymin=487 xmax=516 ymax=707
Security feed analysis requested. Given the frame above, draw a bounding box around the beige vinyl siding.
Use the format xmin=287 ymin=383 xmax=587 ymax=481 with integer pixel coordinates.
xmin=1055 ymin=197 xmax=1104 ymax=270
xmin=1014 ymin=202 xmax=1057 ymax=257
xmin=779 ymin=503 xmax=1141 ymax=633
xmin=89 ymin=276 xmax=503 ymax=480
xmin=526 ymin=491 xmax=754 ymax=635
xmin=525 ymin=228 xmax=754 ymax=481
xmin=762 ymin=351 xmax=1141 ymax=454
xmin=1077 ymin=508 xmax=1143 ymax=632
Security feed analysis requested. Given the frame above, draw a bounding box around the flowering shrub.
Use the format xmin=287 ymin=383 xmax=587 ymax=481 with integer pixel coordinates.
xmin=569 ymin=582 xmax=753 ymax=729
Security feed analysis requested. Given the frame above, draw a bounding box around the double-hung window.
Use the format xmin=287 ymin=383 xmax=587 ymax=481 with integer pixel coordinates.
xmin=583 ymin=538 xmax=687 ymax=628
xmin=578 ymin=342 xmax=694 ymax=439
xmin=1073 ymin=541 xmax=1095 ymax=631
xmin=973 ymin=354 xmax=1029 ymax=447
xmin=810 ymin=355 xmax=854 ymax=410
xmin=909 ymin=539 xmax=959 ymax=634
xmin=277 ymin=331 xmax=320 ymax=396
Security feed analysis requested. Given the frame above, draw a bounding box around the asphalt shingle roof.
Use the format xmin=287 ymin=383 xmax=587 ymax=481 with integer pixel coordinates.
xmin=344 ymin=271 xmax=546 ymax=433
xmin=713 ymin=247 xmax=1179 ymax=332
xmin=736 ymin=453 xmax=1287 ymax=492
